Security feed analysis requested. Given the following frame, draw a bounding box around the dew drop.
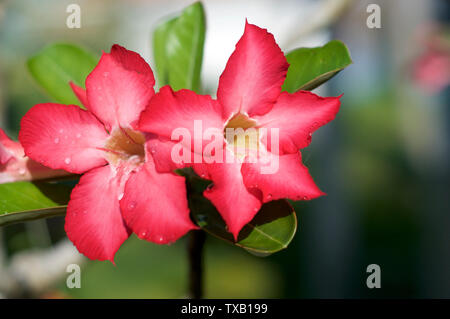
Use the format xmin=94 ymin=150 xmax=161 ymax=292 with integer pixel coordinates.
xmin=302 ymin=196 xmax=309 ymax=201
xmin=118 ymin=193 xmax=124 ymax=200
xmin=19 ymin=168 xmax=26 ymax=176
xmin=158 ymin=236 xmax=164 ymax=243
xmin=54 ymin=137 xmax=60 ymax=144
xmin=150 ymin=148 xmax=156 ymax=154
xmin=128 ymin=202 xmax=136 ymax=210
xmin=140 ymin=230 xmax=147 ymax=237
xmin=253 ymin=207 xmax=259 ymax=212
xmin=64 ymin=157 xmax=71 ymax=164
xmin=266 ymin=193 xmax=272 ymax=200
xmin=200 ymin=173 xmax=206 ymax=178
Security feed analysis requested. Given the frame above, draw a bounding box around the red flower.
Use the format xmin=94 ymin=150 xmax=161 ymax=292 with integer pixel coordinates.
xmin=19 ymin=45 xmax=197 ymax=263
xmin=139 ymin=22 xmax=341 ymax=239
xmin=0 ymin=128 xmax=69 ymax=183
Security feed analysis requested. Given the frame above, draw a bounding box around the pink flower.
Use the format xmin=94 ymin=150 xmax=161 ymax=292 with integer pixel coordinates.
xmin=413 ymin=49 xmax=450 ymax=94
xmin=19 ymin=45 xmax=197 ymax=263
xmin=138 ymin=22 xmax=341 ymax=239
xmin=1 ymin=128 xmax=69 ymax=183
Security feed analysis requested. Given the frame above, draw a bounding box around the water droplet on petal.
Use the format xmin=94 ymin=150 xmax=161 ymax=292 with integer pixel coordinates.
xmin=254 ymin=207 xmax=259 ymax=212
xmin=302 ymin=196 xmax=309 ymax=200
xmin=118 ymin=193 xmax=124 ymax=200
xmin=150 ymin=148 xmax=156 ymax=154
xmin=64 ymin=157 xmax=71 ymax=164
xmin=54 ymin=137 xmax=60 ymax=144
xmin=128 ymin=202 xmax=136 ymax=210
xmin=158 ymin=236 xmax=164 ymax=243
xmin=19 ymin=168 xmax=26 ymax=175
xmin=266 ymin=194 xmax=272 ymax=200
xmin=140 ymin=230 xmax=147 ymax=237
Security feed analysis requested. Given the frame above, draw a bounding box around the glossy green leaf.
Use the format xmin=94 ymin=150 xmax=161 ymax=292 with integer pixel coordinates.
xmin=0 ymin=180 xmax=75 ymax=227
xmin=282 ymin=40 xmax=352 ymax=92
xmin=189 ymin=185 xmax=297 ymax=256
xmin=27 ymin=43 xmax=98 ymax=105
xmin=153 ymin=1 xmax=206 ymax=92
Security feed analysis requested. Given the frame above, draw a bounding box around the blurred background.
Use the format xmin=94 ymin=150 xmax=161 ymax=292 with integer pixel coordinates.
xmin=0 ymin=0 xmax=449 ymax=298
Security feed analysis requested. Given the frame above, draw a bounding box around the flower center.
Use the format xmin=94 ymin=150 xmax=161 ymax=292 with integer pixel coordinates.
xmin=104 ymin=128 xmax=146 ymax=167
xmin=224 ymin=113 xmax=260 ymax=160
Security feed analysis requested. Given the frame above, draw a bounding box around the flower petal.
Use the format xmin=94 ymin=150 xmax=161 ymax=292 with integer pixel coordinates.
xmin=120 ymin=160 xmax=196 ymax=244
xmin=85 ymin=45 xmax=155 ymax=130
xmin=0 ymin=129 xmax=20 ymax=165
xmin=255 ymin=91 xmax=341 ymax=154
xmin=139 ymin=86 xmax=224 ymax=154
xmin=69 ymin=82 xmax=89 ymax=108
xmin=146 ymin=134 xmax=188 ymax=173
xmin=242 ymin=151 xmax=325 ymax=203
xmin=217 ymin=22 xmax=288 ymax=118
xmin=202 ymin=150 xmax=262 ymax=240
xmin=19 ymin=103 xmax=108 ymax=174
xmin=65 ymin=165 xmax=131 ymax=263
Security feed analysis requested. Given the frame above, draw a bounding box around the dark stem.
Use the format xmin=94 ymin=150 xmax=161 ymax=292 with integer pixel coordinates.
xmin=187 ymin=229 xmax=206 ymax=299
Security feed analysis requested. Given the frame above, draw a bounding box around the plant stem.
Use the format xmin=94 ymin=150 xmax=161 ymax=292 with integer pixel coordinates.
xmin=187 ymin=230 xmax=206 ymax=299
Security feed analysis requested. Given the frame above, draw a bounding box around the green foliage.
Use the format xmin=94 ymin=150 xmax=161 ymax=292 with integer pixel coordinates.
xmin=283 ymin=40 xmax=352 ymax=92
xmin=153 ymin=2 xmax=206 ymax=92
xmin=0 ymin=180 xmax=75 ymax=226
xmin=27 ymin=43 xmax=98 ymax=105
xmin=191 ymin=195 xmax=297 ymax=256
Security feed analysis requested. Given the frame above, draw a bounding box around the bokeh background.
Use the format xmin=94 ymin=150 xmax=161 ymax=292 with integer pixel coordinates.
xmin=0 ymin=0 xmax=449 ymax=298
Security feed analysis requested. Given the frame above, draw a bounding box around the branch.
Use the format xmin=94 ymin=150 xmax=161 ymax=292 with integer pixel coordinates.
xmin=187 ymin=230 xmax=206 ymax=299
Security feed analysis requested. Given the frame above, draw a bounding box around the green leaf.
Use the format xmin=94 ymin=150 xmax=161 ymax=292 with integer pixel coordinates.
xmin=153 ymin=1 xmax=206 ymax=92
xmin=0 ymin=180 xmax=75 ymax=227
xmin=27 ymin=43 xmax=98 ymax=105
xmin=190 ymin=189 xmax=297 ymax=256
xmin=282 ymin=40 xmax=352 ymax=92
